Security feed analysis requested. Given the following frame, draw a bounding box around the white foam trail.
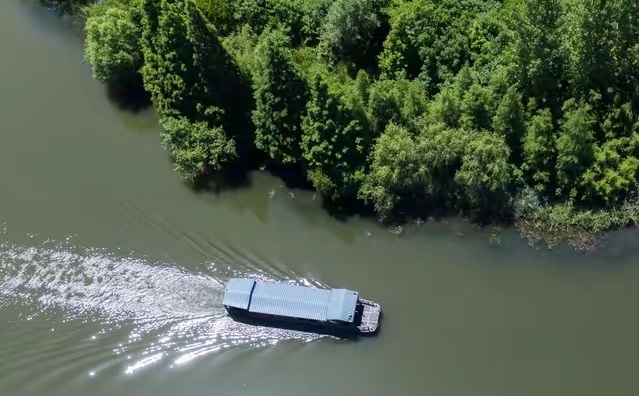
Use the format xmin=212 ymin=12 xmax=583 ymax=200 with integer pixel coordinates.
xmin=0 ymin=238 xmax=324 ymax=376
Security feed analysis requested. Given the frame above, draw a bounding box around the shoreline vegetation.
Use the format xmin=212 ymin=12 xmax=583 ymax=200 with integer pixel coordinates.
xmin=46 ymin=0 xmax=638 ymax=252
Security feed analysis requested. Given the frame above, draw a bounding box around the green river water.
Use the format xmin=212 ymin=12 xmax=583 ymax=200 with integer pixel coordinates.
xmin=1 ymin=2 xmax=639 ymax=396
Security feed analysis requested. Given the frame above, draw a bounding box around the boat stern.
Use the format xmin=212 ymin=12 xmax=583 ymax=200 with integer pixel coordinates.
xmin=357 ymin=299 xmax=382 ymax=335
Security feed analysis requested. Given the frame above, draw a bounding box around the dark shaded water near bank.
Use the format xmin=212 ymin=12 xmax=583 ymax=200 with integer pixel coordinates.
xmin=1 ymin=2 xmax=639 ymax=396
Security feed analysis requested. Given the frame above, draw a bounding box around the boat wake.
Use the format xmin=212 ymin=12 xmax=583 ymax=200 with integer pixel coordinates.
xmin=0 ymin=235 xmax=327 ymax=379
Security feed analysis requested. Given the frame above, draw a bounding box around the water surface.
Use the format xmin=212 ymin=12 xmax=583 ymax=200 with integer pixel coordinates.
xmin=1 ymin=2 xmax=639 ymax=395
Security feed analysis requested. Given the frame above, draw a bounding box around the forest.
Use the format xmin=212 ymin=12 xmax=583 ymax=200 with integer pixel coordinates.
xmin=49 ymin=0 xmax=639 ymax=250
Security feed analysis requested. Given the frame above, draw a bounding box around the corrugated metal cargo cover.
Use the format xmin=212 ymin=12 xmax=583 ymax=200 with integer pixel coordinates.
xmin=326 ymin=288 xmax=359 ymax=322
xmin=222 ymin=278 xmax=255 ymax=309
xmin=223 ymin=278 xmax=359 ymax=323
xmin=248 ymin=281 xmax=358 ymax=322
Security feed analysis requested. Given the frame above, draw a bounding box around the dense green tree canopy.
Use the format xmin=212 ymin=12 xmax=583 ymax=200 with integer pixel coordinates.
xmin=80 ymin=0 xmax=639 ymax=248
xmin=84 ymin=0 xmax=143 ymax=86
xmin=251 ymin=29 xmax=309 ymax=165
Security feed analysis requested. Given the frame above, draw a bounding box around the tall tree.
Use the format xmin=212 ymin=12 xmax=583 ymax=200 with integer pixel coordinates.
xmin=84 ymin=0 xmax=143 ymax=87
xmin=522 ymin=107 xmax=556 ymax=195
xmin=251 ymin=30 xmax=309 ymax=166
xmin=455 ymin=131 xmax=512 ymax=213
xmin=379 ymin=0 xmax=497 ymax=96
xmin=300 ymin=74 xmax=369 ymax=199
xmin=366 ymin=77 xmax=428 ymax=136
xmin=566 ymin=0 xmax=639 ymax=110
xmin=317 ymin=0 xmax=388 ymax=71
xmin=511 ymin=0 xmax=566 ymax=117
xmin=492 ymin=85 xmax=526 ymax=166
xmin=555 ymin=98 xmax=596 ymax=198
xmin=140 ymin=0 xmax=242 ymax=180
xmin=358 ymin=123 xmax=423 ymax=215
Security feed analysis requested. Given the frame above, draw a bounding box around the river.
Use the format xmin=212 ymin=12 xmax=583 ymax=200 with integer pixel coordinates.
xmin=1 ymin=2 xmax=639 ymax=396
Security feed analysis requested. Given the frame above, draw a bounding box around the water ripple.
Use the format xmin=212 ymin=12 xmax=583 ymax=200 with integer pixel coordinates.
xmin=0 ymin=236 xmax=326 ymax=383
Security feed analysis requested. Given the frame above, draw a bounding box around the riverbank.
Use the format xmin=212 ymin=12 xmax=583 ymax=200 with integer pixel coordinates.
xmin=5 ymin=2 xmax=639 ymax=396
xmin=58 ymin=0 xmax=639 ymax=253
xmin=512 ymin=187 xmax=639 ymax=253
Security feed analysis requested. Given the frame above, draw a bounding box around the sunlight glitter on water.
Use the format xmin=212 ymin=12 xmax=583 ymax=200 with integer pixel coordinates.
xmin=0 ymin=236 xmax=325 ymax=379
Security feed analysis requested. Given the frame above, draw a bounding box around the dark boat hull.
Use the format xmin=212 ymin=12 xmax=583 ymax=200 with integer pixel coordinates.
xmin=225 ymin=306 xmax=362 ymax=339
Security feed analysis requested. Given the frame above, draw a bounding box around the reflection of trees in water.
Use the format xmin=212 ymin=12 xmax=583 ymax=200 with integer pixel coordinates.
xmin=105 ymin=78 xmax=151 ymax=113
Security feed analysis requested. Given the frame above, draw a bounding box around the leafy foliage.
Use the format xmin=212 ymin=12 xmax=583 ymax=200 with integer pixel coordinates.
xmin=79 ymin=0 xmax=639 ymax=248
xmin=301 ymin=74 xmax=370 ymax=199
xmin=160 ymin=116 xmax=237 ymax=181
xmin=84 ymin=0 xmax=143 ymax=85
xmin=251 ymin=30 xmax=309 ymax=165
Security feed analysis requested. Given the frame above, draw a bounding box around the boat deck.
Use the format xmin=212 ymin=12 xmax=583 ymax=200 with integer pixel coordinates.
xmin=357 ymin=302 xmax=381 ymax=333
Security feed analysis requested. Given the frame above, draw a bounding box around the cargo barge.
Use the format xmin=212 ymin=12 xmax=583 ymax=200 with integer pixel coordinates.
xmin=222 ymin=278 xmax=381 ymax=337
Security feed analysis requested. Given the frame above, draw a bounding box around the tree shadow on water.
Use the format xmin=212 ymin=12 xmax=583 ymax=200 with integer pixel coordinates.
xmin=320 ymin=195 xmax=376 ymax=223
xmin=105 ymin=79 xmax=152 ymax=113
xmin=188 ymin=157 xmax=254 ymax=196
xmin=326 ymin=196 xmax=464 ymax=229
xmin=261 ymin=161 xmax=315 ymax=192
